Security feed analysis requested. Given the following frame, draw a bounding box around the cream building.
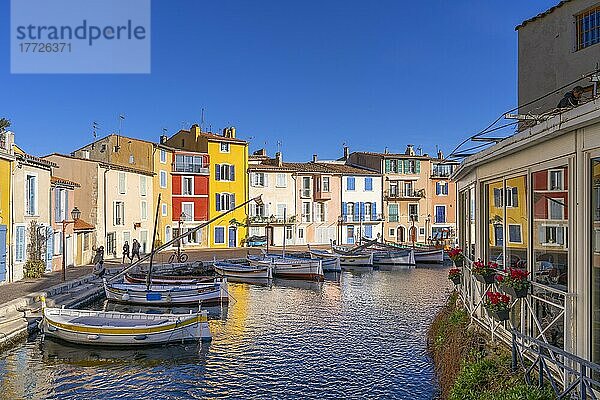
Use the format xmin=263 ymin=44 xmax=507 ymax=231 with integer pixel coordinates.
xmin=44 ymin=154 xmax=154 ymax=259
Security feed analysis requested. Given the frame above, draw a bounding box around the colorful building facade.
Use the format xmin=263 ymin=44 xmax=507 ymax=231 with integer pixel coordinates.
xmin=0 ymin=131 xmax=15 ymax=283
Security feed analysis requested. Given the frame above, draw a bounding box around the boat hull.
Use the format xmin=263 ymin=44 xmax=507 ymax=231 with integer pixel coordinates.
xmin=414 ymin=249 xmax=445 ymax=263
xmin=373 ymin=250 xmax=416 ymax=267
xmin=248 ymin=256 xmax=324 ymax=281
xmin=214 ymin=262 xmax=273 ymax=279
xmin=42 ymin=307 xmax=211 ymax=346
xmin=104 ymin=280 xmax=228 ymax=305
xmin=124 ymin=273 xmax=213 ymax=285
xmin=308 ymin=250 xmax=342 ymax=272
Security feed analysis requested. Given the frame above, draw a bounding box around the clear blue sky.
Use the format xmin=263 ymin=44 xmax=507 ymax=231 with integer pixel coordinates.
xmin=1 ymin=0 xmax=558 ymax=161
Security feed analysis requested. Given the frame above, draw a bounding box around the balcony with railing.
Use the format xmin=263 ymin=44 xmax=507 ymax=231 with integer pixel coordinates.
xmin=314 ymin=189 xmax=332 ymax=201
xmin=248 ymin=215 xmax=296 ymax=225
xmin=384 ymin=189 xmax=424 ymax=200
xmin=341 ymin=214 xmax=383 ymax=223
xmin=173 ymin=162 xmax=209 ymax=175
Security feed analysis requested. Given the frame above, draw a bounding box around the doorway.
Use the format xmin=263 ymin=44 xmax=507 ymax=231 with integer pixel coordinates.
xmin=228 ymin=227 xmax=237 ymax=248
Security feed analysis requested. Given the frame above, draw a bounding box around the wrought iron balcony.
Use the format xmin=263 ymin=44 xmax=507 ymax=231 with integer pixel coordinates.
xmin=341 ymin=214 xmax=383 ymax=223
xmin=173 ymin=163 xmax=209 ymax=175
xmin=384 ymin=189 xmax=424 ymax=200
xmin=248 ymin=215 xmax=296 ymax=224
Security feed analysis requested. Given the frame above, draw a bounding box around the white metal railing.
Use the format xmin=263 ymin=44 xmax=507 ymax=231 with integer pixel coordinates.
xmin=456 ymin=255 xmax=586 ymax=393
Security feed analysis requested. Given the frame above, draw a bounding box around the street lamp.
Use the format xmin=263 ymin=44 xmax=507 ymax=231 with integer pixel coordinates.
xmin=62 ymin=207 xmax=80 ymax=281
xmin=337 ymin=216 xmax=344 ymax=245
xmin=177 ymin=211 xmax=187 ymax=261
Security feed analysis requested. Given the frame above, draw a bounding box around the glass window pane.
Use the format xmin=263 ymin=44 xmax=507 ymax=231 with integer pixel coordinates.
xmin=505 ymin=176 xmax=527 ymax=270
xmin=487 ymin=180 xmax=504 ymax=266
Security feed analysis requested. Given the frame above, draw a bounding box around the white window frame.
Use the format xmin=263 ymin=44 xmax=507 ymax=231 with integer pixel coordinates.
xmin=548 ymin=198 xmax=565 ymax=220
xmin=322 ymin=176 xmax=330 ymax=192
xmin=118 ymin=172 xmax=127 ymax=195
xmin=114 ymin=201 xmax=125 ymax=226
xmin=140 ymin=176 xmax=147 ymax=197
xmin=220 ymin=142 xmax=230 ymax=153
xmin=25 ymin=173 xmax=38 ymax=216
xmin=182 ymin=202 xmax=194 ymax=221
xmin=389 ymin=228 xmax=395 ymax=236
xmin=548 ymin=169 xmax=564 ymax=191
xmin=162 ymin=203 xmax=168 ymax=217
xmin=276 ymin=173 xmax=287 ymax=188
xmin=436 ymin=181 xmax=448 ymax=196
xmin=141 ymin=200 xmax=148 ymax=221
xmin=252 ymin=172 xmax=265 ymax=187
xmin=160 ymin=170 xmax=168 ymax=189
xmin=183 ymin=176 xmax=194 ymax=196
xmin=508 ymin=223 xmax=523 ymax=244
xmin=160 ymin=149 xmax=167 ymax=164
xmin=302 ymin=201 xmax=312 ymax=223
xmin=409 ymin=203 xmax=419 ymax=220
xmin=434 ymin=205 xmax=446 ymax=224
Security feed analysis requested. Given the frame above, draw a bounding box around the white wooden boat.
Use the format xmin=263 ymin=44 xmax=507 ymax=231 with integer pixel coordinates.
xmin=41 ymin=299 xmax=211 ymax=346
xmin=248 ymin=255 xmax=324 ymax=281
xmin=214 ymin=261 xmax=273 ymax=279
xmin=329 ymin=247 xmax=374 ymax=267
xmin=373 ymin=249 xmax=416 ymax=268
xmin=103 ymin=279 xmax=228 ymax=305
xmin=124 ymin=273 xmax=213 ymax=285
xmin=414 ymin=249 xmax=445 ymax=264
xmin=307 ymin=249 xmax=342 ymax=272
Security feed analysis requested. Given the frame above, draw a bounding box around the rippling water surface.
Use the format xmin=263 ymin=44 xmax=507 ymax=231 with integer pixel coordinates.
xmin=0 ymin=268 xmax=450 ymax=400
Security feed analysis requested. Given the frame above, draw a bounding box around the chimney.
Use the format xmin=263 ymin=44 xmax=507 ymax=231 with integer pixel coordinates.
xmin=405 ymin=144 xmax=415 ymax=156
xmin=275 ymin=151 xmax=282 ymax=167
xmin=160 ymin=135 xmax=168 ymax=144
xmin=384 ymin=147 xmax=389 ymax=154
xmin=190 ymin=124 xmax=201 ymax=138
xmin=437 ymin=150 xmax=444 ymax=160
xmin=343 ymin=146 xmax=349 ymax=160
xmin=253 ymin=148 xmax=267 ymax=156
xmin=312 ymin=154 xmax=317 ymax=163
xmin=222 ymin=126 xmax=236 ymax=138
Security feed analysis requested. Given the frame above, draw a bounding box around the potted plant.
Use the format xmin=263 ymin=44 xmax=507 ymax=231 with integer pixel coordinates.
xmin=497 ymin=268 xmax=530 ymax=298
xmin=448 ymin=268 xmax=462 ymax=285
xmin=448 ymin=247 xmax=464 ymax=268
xmin=484 ymin=291 xmax=511 ymax=322
xmin=472 ymin=259 xmax=498 ymax=285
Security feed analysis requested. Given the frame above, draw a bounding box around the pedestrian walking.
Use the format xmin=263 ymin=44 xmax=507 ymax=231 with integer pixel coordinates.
xmin=131 ymin=239 xmax=141 ymax=261
xmin=122 ymin=241 xmax=130 ymax=263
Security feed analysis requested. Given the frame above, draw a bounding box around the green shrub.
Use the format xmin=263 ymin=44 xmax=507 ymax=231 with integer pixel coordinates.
xmin=24 ymin=259 xmax=46 ymax=278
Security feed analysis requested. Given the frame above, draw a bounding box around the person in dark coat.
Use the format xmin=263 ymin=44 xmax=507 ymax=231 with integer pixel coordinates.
xmin=557 ymin=86 xmax=584 ymax=108
xmin=122 ymin=241 xmax=130 ymax=263
xmin=131 ymin=239 xmax=141 ymax=261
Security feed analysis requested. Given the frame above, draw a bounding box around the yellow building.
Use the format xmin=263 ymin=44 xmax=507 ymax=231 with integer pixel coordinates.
xmin=165 ymin=125 xmax=248 ymax=248
xmin=0 ymin=131 xmax=15 ymax=283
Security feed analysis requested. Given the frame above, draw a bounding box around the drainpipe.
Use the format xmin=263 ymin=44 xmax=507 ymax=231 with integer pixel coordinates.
xmin=9 ymin=158 xmax=16 ymax=283
xmin=104 ymin=166 xmax=108 ymax=255
xmin=291 ymin=173 xmax=297 ymax=245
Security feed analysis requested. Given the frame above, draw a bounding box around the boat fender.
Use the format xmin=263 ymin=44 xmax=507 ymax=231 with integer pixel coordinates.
xmin=134 ymin=335 xmax=148 ymax=341
xmin=122 ymin=292 xmax=131 ymax=301
xmin=87 ymin=334 xmax=100 ymax=341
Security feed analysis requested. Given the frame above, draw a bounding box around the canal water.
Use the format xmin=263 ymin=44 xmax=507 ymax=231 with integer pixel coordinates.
xmin=0 ymin=267 xmax=450 ymax=400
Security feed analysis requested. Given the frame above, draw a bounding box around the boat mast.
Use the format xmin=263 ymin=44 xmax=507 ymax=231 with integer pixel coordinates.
xmin=146 ymin=193 xmax=162 ymax=290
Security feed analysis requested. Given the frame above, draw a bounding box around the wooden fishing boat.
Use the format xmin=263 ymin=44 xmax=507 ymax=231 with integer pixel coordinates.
xmin=214 ymin=261 xmax=273 ymax=279
xmin=414 ymin=248 xmax=445 ymax=264
xmin=248 ymin=255 xmax=324 ymax=281
xmin=124 ymin=273 xmax=214 ymax=285
xmin=41 ymin=298 xmax=211 ymax=346
xmin=373 ymin=249 xmax=416 ymax=268
xmin=329 ymin=247 xmax=374 ymax=267
xmin=103 ymin=279 xmax=228 ymax=305
xmin=306 ymin=248 xmax=342 ymax=272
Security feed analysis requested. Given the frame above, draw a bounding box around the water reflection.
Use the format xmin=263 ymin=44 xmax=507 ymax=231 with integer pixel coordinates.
xmin=0 ymin=269 xmax=450 ymax=399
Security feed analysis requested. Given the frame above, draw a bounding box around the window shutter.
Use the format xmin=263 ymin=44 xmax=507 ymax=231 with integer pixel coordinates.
xmin=493 ymin=188 xmax=501 ymax=208
xmin=230 ymin=165 xmax=235 ymax=181
xmin=264 ymin=173 xmax=268 ymax=187
xmin=360 ymin=202 xmax=365 ymax=221
xmin=415 ymin=160 xmax=421 ymax=174
xmin=64 ymin=191 xmax=69 ymax=223
xmin=385 ymin=160 xmax=391 ymax=173
xmin=215 ymin=164 xmax=221 ymax=181
xmin=230 ymin=193 xmax=235 ymax=210
xmin=16 ymin=226 xmax=24 ymax=262
xmin=557 ymin=226 xmax=565 ymax=245
xmin=55 ymin=190 xmax=61 ymax=222
xmin=342 ymin=202 xmax=347 ymax=218
xmin=353 ymin=203 xmax=359 ymax=221
xmin=46 ymin=226 xmax=53 ymax=270
xmin=403 ymin=160 xmax=409 ymax=174
xmin=512 ymin=188 xmax=519 ymax=207
xmin=538 ymin=226 xmax=546 ymax=244
xmin=436 ymin=183 xmax=440 ymax=196
xmin=216 ymin=194 xmax=221 ymax=211
xmin=372 ymin=202 xmax=377 ymax=220
xmin=365 ymin=225 xmax=372 ymax=238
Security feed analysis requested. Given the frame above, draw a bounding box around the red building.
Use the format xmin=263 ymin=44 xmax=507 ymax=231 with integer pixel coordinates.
xmin=171 ymin=151 xmax=210 ymax=246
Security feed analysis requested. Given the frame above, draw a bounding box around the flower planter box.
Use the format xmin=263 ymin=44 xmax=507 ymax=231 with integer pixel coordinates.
xmin=450 ymin=276 xmax=462 ymax=285
xmin=474 ymin=272 xmax=496 ymax=285
xmin=500 ymin=285 xmax=529 ymax=299
xmin=486 ymin=308 xmax=509 ymax=322
xmin=452 ymin=258 xmax=464 ymax=268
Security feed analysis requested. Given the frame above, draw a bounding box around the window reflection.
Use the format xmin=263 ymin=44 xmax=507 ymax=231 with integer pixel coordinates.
xmin=532 ymin=166 xmax=568 ymax=291
xmin=487 ymin=180 xmax=504 ymax=266
xmin=505 ymin=176 xmax=528 ymax=270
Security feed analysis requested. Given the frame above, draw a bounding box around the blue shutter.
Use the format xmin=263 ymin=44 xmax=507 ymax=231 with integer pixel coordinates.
xmin=0 ymin=225 xmax=6 ymax=282
xmin=353 ymin=203 xmax=359 ymax=222
xmin=54 ymin=189 xmax=60 ymax=222
xmin=215 ymin=164 xmax=221 ymax=181
xmin=364 ymin=225 xmax=372 ymax=239
xmin=64 ymin=191 xmax=69 ymax=222
xmin=371 ymin=202 xmax=377 ymax=220
xmin=360 ymin=202 xmax=365 ymax=221
xmin=46 ymin=226 xmax=53 ymax=272
xmin=230 ymin=165 xmax=235 ymax=181
xmin=230 ymin=193 xmax=235 ymax=210
xmin=347 ymin=177 xmax=355 ymax=190
xmin=15 ymin=226 xmax=25 ymax=262
xmin=216 ymin=193 xmax=221 ymax=211
xmin=365 ymin=178 xmax=372 ymax=191
xmin=342 ymin=202 xmax=347 ymax=221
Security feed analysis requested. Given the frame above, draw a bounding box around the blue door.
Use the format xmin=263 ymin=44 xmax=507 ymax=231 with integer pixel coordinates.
xmin=228 ymin=227 xmax=237 ymax=248
xmin=0 ymin=225 xmax=7 ymax=282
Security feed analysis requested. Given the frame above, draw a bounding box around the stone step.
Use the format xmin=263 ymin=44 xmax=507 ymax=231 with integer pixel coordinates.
xmin=0 ymin=318 xmax=29 ymax=351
